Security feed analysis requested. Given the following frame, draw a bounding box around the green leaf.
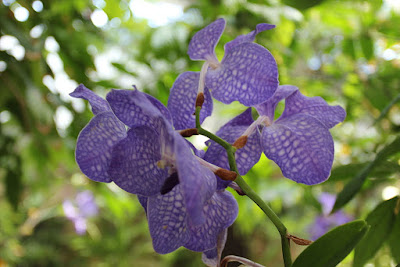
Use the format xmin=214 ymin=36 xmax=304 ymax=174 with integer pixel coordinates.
xmin=343 ymin=38 xmax=356 ymax=60
xmin=333 ymin=136 xmax=400 ymax=212
xmin=388 ymin=202 xmax=400 ymax=264
xmin=292 ymin=220 xmax=369 ymax=267
xmin=111 ymin=62 xmax=137 ymax=76
xmin=332 ymin=163 xmax=373 ymax=213
xmin=353 ymin=197 xmax=399 ymax=267
xmin=329 ymin=161 xmax=400 ymax=182
xmin=373 ymin=92 xmax=400 ymax=125
xmin=360 ymin=35 xmax=374 ymax=60
xmin=283 ymin=0 xmax=325 ymax=10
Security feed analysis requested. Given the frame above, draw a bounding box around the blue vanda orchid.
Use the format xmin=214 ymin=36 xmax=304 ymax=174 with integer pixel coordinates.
xmin=70 ymin=84 xmax=238 ymax=258
xmin=204 ymin=85 xmax=346 ymax=185
xmin=188 ymin=18 xmax=279 ymax=107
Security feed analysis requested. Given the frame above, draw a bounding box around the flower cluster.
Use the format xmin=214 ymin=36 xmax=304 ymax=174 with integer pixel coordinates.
xmin=71 ymin=18 xmax=345 ymax=265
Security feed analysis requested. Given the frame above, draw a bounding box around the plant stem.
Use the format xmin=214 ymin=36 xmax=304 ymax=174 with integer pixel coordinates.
xmin=195 ymin=107 xmax=292 ymax=267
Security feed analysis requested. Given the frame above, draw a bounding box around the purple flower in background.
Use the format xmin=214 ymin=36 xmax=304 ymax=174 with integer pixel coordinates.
xmin=309 ymin=193 xmax=352 ymax=240
xmin=63 ymin=191 xmax=98 ymax=235
xmin=188 ymin=18 xmax=278 ymax=106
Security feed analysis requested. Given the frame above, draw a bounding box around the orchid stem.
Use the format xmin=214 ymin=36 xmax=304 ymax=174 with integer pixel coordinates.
xmin=195 ymin=106 xmax=292 ymax=267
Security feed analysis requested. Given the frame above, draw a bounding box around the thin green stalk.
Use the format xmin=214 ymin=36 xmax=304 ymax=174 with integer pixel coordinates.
xmin=195 ymin=106 xmax=292 ymax=267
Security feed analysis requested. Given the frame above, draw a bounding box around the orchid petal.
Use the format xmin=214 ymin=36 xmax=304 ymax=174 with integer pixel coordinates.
xmin=202 ymin=229 xmax=228 ymax=267
xmin=224 ymin=23 xmax=275 ymax=54
xmin=188 ymin=18 xmax=226 ymax=62
xmin=75 ymin=112 xmax=126 ymax=182
xmin=262 ymin=114 xmax=334 ymax=185
xmin=280 ymin=90 xmax=346 ymax=129
xmin=206 ymin=43 xmax=278 ymax=106
xmin=167 ymin=72 xmax=213 ymax=130
xmin=204 ymin=109 xmax=262 ymax=182
xmin=255 ymin=85 xmax=298 ymax=120
xmin=70 ymin=84 xmax=111 ymax=115
xmin=184 ymin=191 xmax=238 ymax=252
xmin=175 ymin=135 xmax=217 ymax=225
xmin=138 ymin=195 xmax=148 ymax=214
xmin=106 ymin=89 xmax=172 ymax=129
xmin=108 ymin=126 xmax=168 ymax=196
xmin=147 ymin=186 xmax=190 ymax=254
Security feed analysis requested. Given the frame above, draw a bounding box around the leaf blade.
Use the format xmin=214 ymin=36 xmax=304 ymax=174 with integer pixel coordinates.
xmin=353 ymin=197 xmax=399 ymax=267
xmin=333 ymin=136 xmax=400 ymax=212
xmin=292 ymin=220 xmax=369 ymax=267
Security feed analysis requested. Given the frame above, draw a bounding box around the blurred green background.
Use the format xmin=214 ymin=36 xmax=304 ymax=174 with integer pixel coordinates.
xmin=1 ymin=0 xmax=399 ymax=266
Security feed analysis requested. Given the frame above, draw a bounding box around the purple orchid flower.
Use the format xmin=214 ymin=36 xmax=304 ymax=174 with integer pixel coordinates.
xmin=63 ymin=190 xmax=98 ymax=235
xmin=138 ymin=186 xmax=238 ymax=255
xmin=70 ymin=85 xmax=238 ymax=255
xmin=188 ymin=18 xmax=279 ymax=107
xmin=309 ymin=193 xmax=352 ymax=240
xmin=205 ymin=85 xmax=346 ymax=185
xmin=204 ymin=108 xmax=262 ymax=189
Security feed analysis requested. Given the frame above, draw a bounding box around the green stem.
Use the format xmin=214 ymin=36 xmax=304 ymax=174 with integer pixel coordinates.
xmin=235 ymin=175 xmax=292 ymax=267
xmin=195 ymin=107 xmax=292 ymax=267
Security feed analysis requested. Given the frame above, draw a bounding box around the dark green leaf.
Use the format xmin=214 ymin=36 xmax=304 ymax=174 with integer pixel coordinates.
xmin=292 ymin=220 xmax=369 ymax=267
xmin=360 ymin=35 xmax=374 ymax=60
xmin=333 ymin=136 xmax=400 ymax=212
xmin=373 ymin=92 xmax=400 ymax=125
xmin=332 ymin=163 xmax=373 ymax=213
xmin=343 ymin=39 xmax=356 ymax=59
xmin=388 ymin=203 xmax=400 ymax=264
xmin=354 ymin=197 xmax=399 ymax=267
xmin=329 ymin=161 xmax=400 ymax=182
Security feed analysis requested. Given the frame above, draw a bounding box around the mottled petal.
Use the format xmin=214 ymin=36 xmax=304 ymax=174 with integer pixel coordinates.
xmin=145 ymin=93 xmax=173 ymax=123
xmin=202 ymin=229 xmax=228 ymax=267
xmin=167 ymin=72 xmax=213 ymax=130
xmin=224 ymin=23 xmax=275 ymax=54
xmin=147 ymin=186 xmax=190 ymax=254
xmin=75 ymin=112 xmax=127 ymax=183
xmin=70 ymin=84 xmax=111 ymax=115
xmin=106 ymin=89 xmax=172 ymax=129
xmin=255 ymin=85 xmax=298 ymax=120
xmin=186 ymin=140 xmax=206 ymax=158
xmin=280 ymin=90 xmax=346 ymax=129
xmin=188 ymin=18 xmax=226 ymax=62
xmin=108 ymin=126 xmax=168 ymax=196
xmin=206 ymin=43 xmax=278 ymax=106
xmin=262 ymin=114 xmax=334 ymax=185
xmin=184 ymin=191 xmax=238 ymax=252
xmin=138 ymin=195 xmax=148 ymax=214
xmin=175 ymin=135 xmax=217 ymax=226
xmin=204 ymin=109 xmax=262 ymax=180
